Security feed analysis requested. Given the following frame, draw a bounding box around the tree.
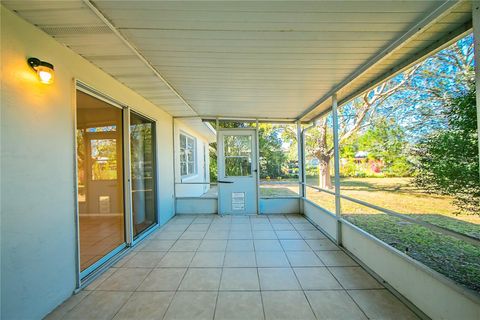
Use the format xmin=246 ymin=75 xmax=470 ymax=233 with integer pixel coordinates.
xmin=304 ymin=116 xmax=334 ymax=187
xmin=257 ymin=124 xmax=288 ymax=179
xmin=307 ymin=64 xmax=420 ymax=188
xmin=415 ymin=84 xmax=479 ymax=215
xmin=209 ymin=146 xmax=218 ymax=182
xmin=306 ymin=34 xmax=474 ymax=189
xmin=340 ymin=117 xmax=411 ymax=177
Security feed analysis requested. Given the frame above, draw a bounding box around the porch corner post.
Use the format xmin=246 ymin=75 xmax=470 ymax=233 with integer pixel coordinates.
xmin=296 ymin=120 xmax=305 ymax=200
xmin=331 ymin=94 xmax=342 ymax=245
xmin=172 ymin=118 xmax=177 ymax=218
xmin=123 ymin=107 xmax=134 ymax=246
xmin=473 ymin=2 xmax=480 ymax=176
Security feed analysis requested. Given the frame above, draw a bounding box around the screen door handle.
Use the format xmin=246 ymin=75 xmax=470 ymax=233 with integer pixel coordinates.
xmin=218 ymin=180 xmax=234 ymax=184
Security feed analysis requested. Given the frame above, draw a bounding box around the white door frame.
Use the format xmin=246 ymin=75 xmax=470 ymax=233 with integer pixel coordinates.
xmin=217 ymin=128 xmax=259 ymax=215
xmin=75 ymin=83 xmax=129 ymax=282
xmin=74 ymin=81 xmax=159 ymax=287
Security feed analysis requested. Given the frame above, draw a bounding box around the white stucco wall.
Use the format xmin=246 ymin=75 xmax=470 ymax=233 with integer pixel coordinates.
xmin=174 ymin=119 xmax=212 ymax=198
xmin=1 ymin=6 xmax=175 ymax=319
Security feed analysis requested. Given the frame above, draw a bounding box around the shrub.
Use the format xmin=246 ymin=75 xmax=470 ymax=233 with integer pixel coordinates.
xmin=415 ymin=85 xmax=479 ymax=215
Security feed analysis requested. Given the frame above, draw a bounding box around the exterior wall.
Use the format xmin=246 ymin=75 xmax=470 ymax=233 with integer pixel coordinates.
xmin=176 ymin=198 xmax=218 ymax=214
xmin=303 ymin=199 xmax=338 ymax=241
xmin=0 ymin=7 xmax=175 ymax=319
xmin=174 ymin=119 xmax=212 ymax=198
xmin=259 ymin=198 xmax=300 ymax=214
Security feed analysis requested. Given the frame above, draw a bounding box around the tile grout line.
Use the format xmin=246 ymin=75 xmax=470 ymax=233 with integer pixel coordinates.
xmin=301 ymin=214 xmax=368 ymax=318
xmin=251 ymin=215 xmax=268 ymax=320
xmin=325 ymin=265 xmax=371 ymax=320
xmin=283 ymin=215 xmax=320 ymax=320
xmin=209 ymin=216 xmax=226 ymax=319
xmin=107 ymin=290 xmax=135 ymax=320
xmin=132 ymin=234 xmax=177 ymax=292
xmin=160 ymin=215 xmax=198 ymax=320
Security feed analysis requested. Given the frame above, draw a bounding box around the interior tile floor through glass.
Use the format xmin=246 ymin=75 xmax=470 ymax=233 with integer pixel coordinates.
xmin=79 ymin=216 xmax=125 ymax=271
xmin=47 ymin=214 xmax=419 ymax=320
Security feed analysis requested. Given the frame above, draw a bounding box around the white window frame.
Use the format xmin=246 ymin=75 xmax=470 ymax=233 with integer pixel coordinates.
xmin=180 ymin=132 xmax=197 ymax=177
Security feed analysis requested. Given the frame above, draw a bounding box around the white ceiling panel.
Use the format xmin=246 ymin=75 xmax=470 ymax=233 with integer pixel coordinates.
xmin=11 ymin=8 xmax=103 ymax=26
xmin=87 ymin=56 xmax=145 ymax=68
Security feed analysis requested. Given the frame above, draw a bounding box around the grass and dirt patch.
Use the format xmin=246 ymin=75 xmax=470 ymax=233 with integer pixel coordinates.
xmin=260 ymin=182 xmax=299 ymax=197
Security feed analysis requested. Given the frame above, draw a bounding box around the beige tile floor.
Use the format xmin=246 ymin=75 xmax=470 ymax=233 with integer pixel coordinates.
xmin=47 ymin=214 xmax=419 ymax=320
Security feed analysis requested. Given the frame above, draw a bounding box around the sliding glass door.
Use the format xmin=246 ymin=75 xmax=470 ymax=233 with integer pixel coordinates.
xmin=130 ymin=112 xmax=157 ymax=238
xmin=76 ymin=86 xmax=159 ymax=279
xmin=76 ymin=90 xmax=126 ymax=273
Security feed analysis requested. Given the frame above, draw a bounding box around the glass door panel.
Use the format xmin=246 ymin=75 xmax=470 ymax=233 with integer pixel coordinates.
xmin=224 ymin=135 xmax=253 ymax=176
xmin=76 ymin=90 xmax=125 ymax=273
xmin=130 ymin=112 xmax=157 ymax=237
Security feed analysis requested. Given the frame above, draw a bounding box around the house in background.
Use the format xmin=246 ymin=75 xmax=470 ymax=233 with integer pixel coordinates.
xmin=174 ymin=118 xmax=216 ymax=198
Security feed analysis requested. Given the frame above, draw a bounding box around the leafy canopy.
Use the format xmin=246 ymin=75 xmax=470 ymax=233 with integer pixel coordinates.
xmin=415 ymin=83 xmax=479 ymax=214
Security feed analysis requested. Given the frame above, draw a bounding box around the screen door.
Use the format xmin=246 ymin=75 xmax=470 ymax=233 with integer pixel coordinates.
xmin=217 ymin=129 xmax=258 ymax=214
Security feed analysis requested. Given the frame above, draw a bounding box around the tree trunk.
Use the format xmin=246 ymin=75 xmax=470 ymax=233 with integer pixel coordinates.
xmin=318 ymin=155 xmax=333 ymax=189
xmin=314 ymin=119 xmax=333 ymax=189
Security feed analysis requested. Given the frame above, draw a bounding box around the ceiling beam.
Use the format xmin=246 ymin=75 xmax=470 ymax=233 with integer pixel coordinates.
xmin=181 ymin=116 xmax=299 ymax=123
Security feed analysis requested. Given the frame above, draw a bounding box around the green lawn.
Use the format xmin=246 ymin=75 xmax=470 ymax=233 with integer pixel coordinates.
xmin=260 ymin=183 xmax=299 ymax=197
xmin=345 ymin=214 xmax=480 ymax=293
xmin=305 ymin=177 xmax=480 ymax=232
xmin=339 ymin=177 xmax=459 ymax=215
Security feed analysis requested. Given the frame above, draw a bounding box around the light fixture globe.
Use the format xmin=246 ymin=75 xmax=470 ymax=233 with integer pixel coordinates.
xmin=27 ymin=57 xmax=54 ymax=84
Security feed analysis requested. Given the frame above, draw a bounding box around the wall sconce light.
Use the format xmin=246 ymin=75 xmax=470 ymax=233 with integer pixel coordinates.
xmin=27 ymin=57 xmax=54 ymax=84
